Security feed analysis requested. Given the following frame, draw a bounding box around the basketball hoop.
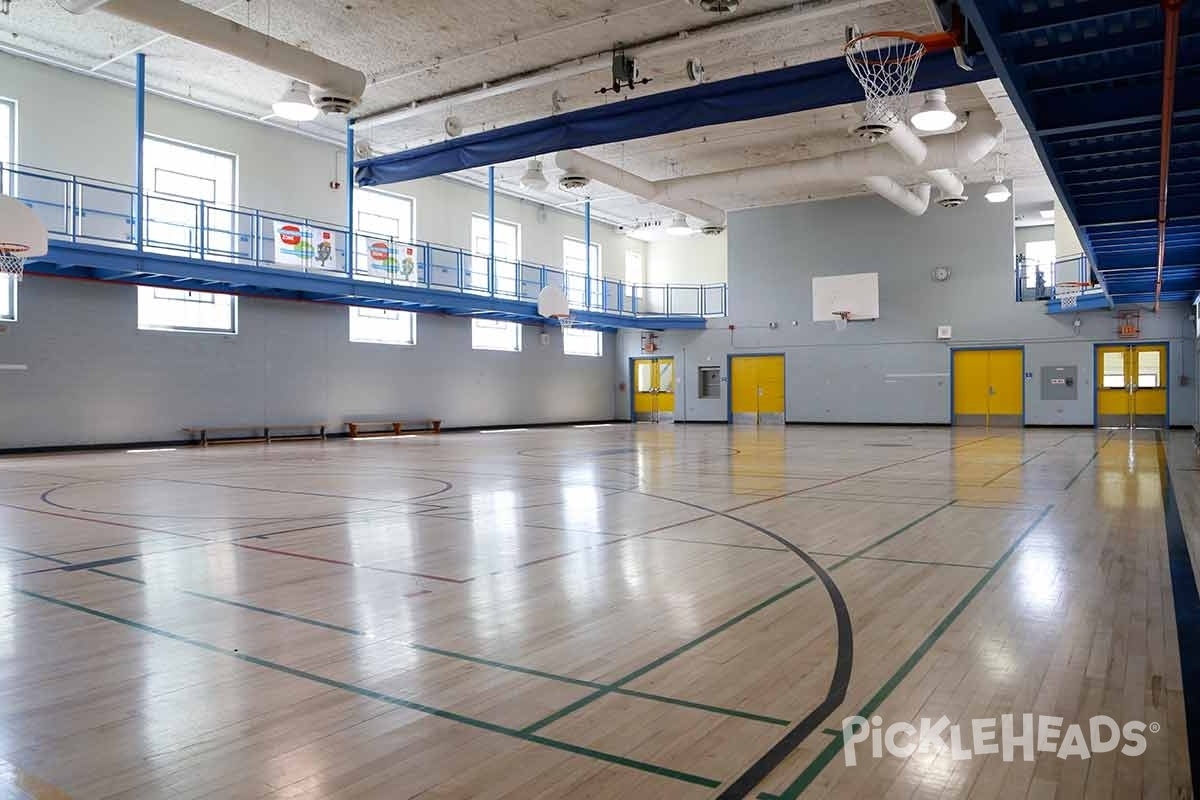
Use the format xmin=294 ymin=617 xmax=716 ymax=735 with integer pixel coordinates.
xmin=844 ymin=31 xmax=928 ymax=136
xmin=554 ymin=314 xmax=576 ymax=330
xmin=1055 ymin=281 xmax=1089 ymax=309
xmin=833 ymin=311 xmax=852 ymax=331
xmin=0 ymin=247 xmax=27 ymax=282
xmin=0 ymin=194 xmax=49 ymax=283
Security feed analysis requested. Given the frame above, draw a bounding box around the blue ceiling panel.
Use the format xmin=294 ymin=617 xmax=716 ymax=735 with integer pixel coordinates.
xmin=960 ymin=0 xmax=1200 ymax=306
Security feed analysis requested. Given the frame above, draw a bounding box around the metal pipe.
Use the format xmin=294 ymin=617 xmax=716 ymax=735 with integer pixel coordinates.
xmin=1154 ymin=0 xmax=1184 ymax=312
xmin=134 ymin=52 xmax=145 ymax=251
xmin=346 ymin=122 xmax=355 ymax=275
xmin=355 ymin=0 xmax=894 ymax=128
xmin=488 ymin=165 xmax=496 ymax=296
xmin=585 ymin=199 xmax=592 ymax=309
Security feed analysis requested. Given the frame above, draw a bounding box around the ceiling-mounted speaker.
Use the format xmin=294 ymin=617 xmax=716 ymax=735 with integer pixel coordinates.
xmin=353 ymin=140 xmax=374 ymax=159
xmin=444 ymin=116 xmax=463 ymax=137
xmin=686 ymin=58 xmax=706 ymax=84
xmin=688 ymin=0 xmax=738 ymax=12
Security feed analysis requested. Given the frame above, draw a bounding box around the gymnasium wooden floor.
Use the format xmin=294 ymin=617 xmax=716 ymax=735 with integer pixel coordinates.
xmin=1 ymin=424 xmax=1197 ymax=799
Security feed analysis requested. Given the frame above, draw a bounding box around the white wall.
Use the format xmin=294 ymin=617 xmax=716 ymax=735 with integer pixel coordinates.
xmin=615 ymin=189 xmax=1196 ymax=428
xmin=1054 ymin=200 xmax=1084 ymax=258
xmin=646 ymin=233 xmax=727 ymax=285
xmin=0 ymin=53 xmax=621 ymax=448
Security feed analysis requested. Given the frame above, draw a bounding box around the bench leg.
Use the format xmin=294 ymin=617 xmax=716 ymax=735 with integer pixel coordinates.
xmin=320 ymin=425 xmax=326 ymax=442
xmin=432 ymin=420 xmax=442 ymax=434
xmin=201 ymin=430 xmax=208 ymax=447
xmin=265 ymin=427 xmax=271 ymax=445
xmin=393 ymin=422 xmax=402 ymax=436
xmin=348 ymin=423 xmax=359 ymax=438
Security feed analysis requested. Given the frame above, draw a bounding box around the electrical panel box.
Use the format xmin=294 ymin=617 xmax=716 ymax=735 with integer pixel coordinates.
xmin=698 ymin=366 xmax=721 ymax=399
xmin=1041 ymin=366 xmax=1078 ymax=401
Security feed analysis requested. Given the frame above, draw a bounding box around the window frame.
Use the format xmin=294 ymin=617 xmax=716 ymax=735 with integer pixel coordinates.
xmin=348 ymin=305 xmax=417 ymax=347
xmin=471 ymin=318 xmax=523 ymax=352
xmin=470 ymin=214 xmax=521 ymax=295
xmin=562 ymin=327 xmax=603 ymax=358
xmin=136 ymin=286 xmax=238 ymax=335
xmin=1023 ymin=240 xmax=1056 ymax=289
xmin=0 ymin=276 xmax=15 ymax=322
xmin=563 ymin=236 xmax=601 ymax=277
xmin=0 ymin=96 xmax=15 ymax=194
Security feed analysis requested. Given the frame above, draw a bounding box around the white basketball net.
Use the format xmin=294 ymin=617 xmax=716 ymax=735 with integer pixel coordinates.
xmin=556 ymin=314 xmax=576 ymax=330
xmin=0 ymin=248 xmax=25 ymax=282
xmin=1056 ymin=283 xmax=1084 ymax=308
xmin=845 ymin=33 xmax=926 ymax=130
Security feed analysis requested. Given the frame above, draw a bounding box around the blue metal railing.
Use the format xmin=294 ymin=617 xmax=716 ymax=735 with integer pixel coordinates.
xmin=2 ymin=161 xmax=727 ymax=319
xmin=1015 ymin=252 xmax=1092 ymax=303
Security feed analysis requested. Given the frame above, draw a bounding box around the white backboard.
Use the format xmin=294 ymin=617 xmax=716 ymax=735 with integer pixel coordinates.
xmin=812 ymin=272 xmax=880 ymax=322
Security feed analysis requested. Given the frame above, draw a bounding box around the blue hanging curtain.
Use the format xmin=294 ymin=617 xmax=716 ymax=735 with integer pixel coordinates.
xmin=355 ymin=50 xmax=991 ymax=186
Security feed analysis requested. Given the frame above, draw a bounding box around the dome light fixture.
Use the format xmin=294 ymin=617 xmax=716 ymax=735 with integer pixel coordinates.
xmin=984 ymin=153 xmax=1012 ymax=204
xmin=273 ymin=80 xmax=320 ymax=122
xmin=520 ymin=159 xmax=549 ymax=191
xmin=909 ymin=88 xmax=956 ymax=133
xmin=666 ymin=213 xmax=694 ymax=236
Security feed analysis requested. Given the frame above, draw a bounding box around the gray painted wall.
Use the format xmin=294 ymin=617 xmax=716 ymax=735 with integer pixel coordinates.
xmin=617 ymin=189 xmax=1196 ymax=427
xmin=0 ymin=277 xmax=615 ymax=448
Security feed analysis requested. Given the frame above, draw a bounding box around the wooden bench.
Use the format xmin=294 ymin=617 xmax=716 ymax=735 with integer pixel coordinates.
xmin=345 ymin=419 xmax=442 ymax=438
xmin=182 ymin=423 xmax=328 ymax=447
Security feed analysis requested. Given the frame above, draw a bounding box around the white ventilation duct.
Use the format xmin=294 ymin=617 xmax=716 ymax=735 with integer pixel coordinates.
xmin=58 ymin=0 xmax=366 ymax=113
xmin=864 ymin=177 xmax=931 ymax=216
xmin=878 ymin=125 xmax=963 ymax=197
xmin=925 ymin=169 xmax=965 ymax=197
xmin=554 ymin=150 xmax=727 ymax=229
xmin=656 ymin=112 xmax=1003 ymax=201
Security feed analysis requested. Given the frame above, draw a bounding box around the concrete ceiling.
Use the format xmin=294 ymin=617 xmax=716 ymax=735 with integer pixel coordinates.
xmin=1 ymin=0 xmax=1056 ymax=229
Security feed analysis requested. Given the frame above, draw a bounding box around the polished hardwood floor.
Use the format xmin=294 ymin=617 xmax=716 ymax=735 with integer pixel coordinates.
xmin=0 ymin=424 xmax=1196 ymax=799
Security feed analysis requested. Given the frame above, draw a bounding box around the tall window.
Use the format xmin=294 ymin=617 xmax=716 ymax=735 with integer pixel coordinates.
xmin=625 ymin=250 xmax=644 ymax=285
xmin=1 ymin=98 xmax=15 ymax=319
xmin=143 ymin=136 xmax=236 ymax=258
xmin=349 ymin=306 xmax=416 ymax=346
xmin=471 ymin=318 xmax=522 ymax=352
xmin=563 ymin=237 xmax=600 ymax=308
xmin=563 ymin=327 xmax=602 ymax=357
xmin=137 ymin=287 xmax=237 ymax=334
xmin=139 ymin=137 xmax=238 ymax=333
xmin=563 ymin=237 xmax=601 ymax=276
xmin=355 ymin=188 xmax=415 ymax=278
xmin=0 ymin=97 xmax=14 ymax=193
xmin=470 ymin=215 xmax=520 ymax=296
xmin=1024 ymin=240 xmax=1056 ymax=288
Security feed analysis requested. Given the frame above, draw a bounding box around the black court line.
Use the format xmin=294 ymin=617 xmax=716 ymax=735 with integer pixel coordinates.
xmin=1062 ymin=430 xmax=1117 ymax=491
xmin=1156 ymin=430 xmax=1200 ymax=800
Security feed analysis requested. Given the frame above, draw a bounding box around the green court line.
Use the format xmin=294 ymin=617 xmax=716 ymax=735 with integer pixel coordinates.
xmin=521 ymin=501 xmax=958 ymax=735
xmin=805 ymin=552 xmax=988 ymax=571
xmin=15 ymin=587 xmax=721 ymax=789
xmin=83 ymin=567 xmax=786 ymax=726
xmin=1 ymin=545 xmax=70 ymax=564
xmin=759 ymin=503 xmax=1054 ymax=800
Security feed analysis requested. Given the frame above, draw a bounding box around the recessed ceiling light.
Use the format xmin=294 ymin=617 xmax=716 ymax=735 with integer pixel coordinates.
xmin=909 ymin=88 xmax=957 ymax=133
xmin=272 ymin=80 xmax=320 ymax=122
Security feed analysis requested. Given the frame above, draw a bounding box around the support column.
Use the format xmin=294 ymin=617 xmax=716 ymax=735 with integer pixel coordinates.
xmin=488 ymin=165 xmax=496 ymax=295
xmin=346 ymin=122 xmax=355 ymax=276
xmin=134 ymin=52 xmax=146 ymax=250
xmin=584 ymin=199 xmax=592 ymax=309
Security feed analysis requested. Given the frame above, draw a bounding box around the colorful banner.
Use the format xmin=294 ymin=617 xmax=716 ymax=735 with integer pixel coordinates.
xmin=272 ymin=222 xmax=339 ymax=270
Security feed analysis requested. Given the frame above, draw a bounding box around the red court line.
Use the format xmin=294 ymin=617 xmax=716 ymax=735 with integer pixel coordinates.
xmin=231 ymin=542 xmax=471 ymax=583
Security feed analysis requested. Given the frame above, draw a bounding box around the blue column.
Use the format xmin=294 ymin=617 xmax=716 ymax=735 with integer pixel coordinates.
xmin=488 ymin=165 xmax=496 ymax=295
xmin=346 ymin=122 xmax=355 ymax=276
xmin=584 ymin=199 xmax=592 ymax=309
xmin=134 ymin=52 xmax=146 ymax=250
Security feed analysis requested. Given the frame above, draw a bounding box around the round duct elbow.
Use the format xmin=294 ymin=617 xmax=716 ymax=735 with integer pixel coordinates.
xmin=559 ymin=173 xmax=591 ymax=191
xmin=308 ymin=85 xmax=360 ymax=115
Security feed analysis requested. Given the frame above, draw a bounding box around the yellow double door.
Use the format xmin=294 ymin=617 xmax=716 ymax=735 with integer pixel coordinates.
xmin=952 ymin=349 xmax=1024 ymax=427
xmin=1096 ymin=344 xmax=1167 ymax=428
xmin=730 ymin=355 xmax=786 ymax=424
xmin=633 ymin=357 xmax=675 ymax=422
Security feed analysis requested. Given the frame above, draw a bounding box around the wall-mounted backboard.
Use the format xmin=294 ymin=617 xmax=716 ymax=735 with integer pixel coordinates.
xmin=812 ymin=272 xmax=880 ymax=322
